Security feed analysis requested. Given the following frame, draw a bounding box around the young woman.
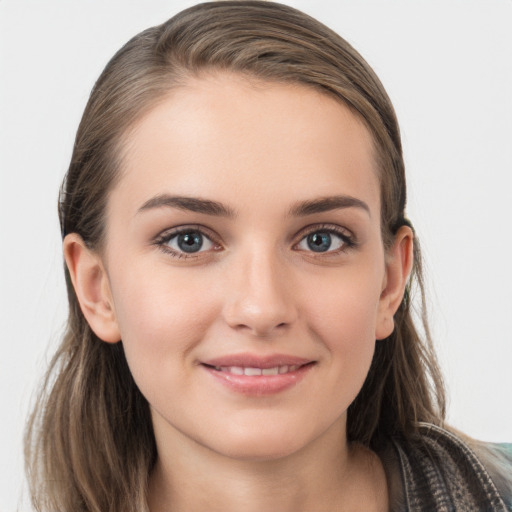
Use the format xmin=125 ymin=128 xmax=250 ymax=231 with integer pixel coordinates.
xmin=25 ymin=2 xmax=512 ymax=511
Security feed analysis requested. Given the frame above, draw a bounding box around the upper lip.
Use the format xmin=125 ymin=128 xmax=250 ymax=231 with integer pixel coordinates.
xmin=201 ymin=353 xmax=314 ymax=369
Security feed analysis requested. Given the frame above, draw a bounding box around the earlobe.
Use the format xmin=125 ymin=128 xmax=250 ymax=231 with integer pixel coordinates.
xmin=375 ymin=226 xmax=414 ymax=340
xmin=63 ymin=233 xmax=121 ymax=343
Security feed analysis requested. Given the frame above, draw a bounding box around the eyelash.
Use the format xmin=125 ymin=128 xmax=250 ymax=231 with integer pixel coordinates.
xmin=153 ymin=223 xmax=357 ymax=259
xmin=153 ymin=225 xmax=221 ymax=259
xmin=295 ymin=224 xmax=357 ymax=254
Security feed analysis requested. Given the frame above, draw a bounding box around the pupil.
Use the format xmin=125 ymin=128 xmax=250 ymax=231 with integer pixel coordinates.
xmin=307 ymin=232 xmax=331 ymax=252
xmin=178 ymin=232 xmax=203 ymax=253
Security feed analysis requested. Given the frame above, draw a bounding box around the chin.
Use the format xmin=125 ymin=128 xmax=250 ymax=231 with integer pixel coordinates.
xmin=202 ymin=414 xmax=332 ymax=463
xmin=212 ymin=433 xmax=307 ymax=462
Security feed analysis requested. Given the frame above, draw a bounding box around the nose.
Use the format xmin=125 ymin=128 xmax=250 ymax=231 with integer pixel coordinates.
xmin=222 ymin=248 xmax=298 ymax=337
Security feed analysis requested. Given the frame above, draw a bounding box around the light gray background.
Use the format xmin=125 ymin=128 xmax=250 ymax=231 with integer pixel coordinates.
xmin=1 ymin=1 xmax=511 ymax=510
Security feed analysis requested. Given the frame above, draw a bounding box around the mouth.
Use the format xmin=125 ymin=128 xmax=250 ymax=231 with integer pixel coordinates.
xmin=203 ymin=362 xmax=313 ymax=376
xmin=200 ymin=354 xmax=316 ymax=395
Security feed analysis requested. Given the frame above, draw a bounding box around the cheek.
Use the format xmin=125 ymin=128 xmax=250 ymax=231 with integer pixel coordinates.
xmin=302 ymin=264 xmax=383 ymax=384
xmin=305 ymin=261 xmax=383 ymax=337
xmin=108 ymin=263 xmax=220 ymax=385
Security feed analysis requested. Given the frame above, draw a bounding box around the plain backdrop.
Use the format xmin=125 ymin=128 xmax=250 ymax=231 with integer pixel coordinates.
xmin=1 ymin=1 xmax=511 ymax=510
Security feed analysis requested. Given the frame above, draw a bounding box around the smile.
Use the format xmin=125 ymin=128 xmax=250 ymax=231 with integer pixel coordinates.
xmin=211 ymin=365 xmax=302 ymax=376
xmin=200 ymin=354 xmax=316 ymax=395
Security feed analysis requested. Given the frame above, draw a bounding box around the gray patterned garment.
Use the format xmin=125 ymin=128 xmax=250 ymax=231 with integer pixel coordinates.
xmin=379 ymin=423 xmax=512 ymax=511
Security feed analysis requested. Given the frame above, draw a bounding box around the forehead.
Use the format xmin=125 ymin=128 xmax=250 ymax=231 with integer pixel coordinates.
xmin=112 ymin=74 xmax=380 ymax=219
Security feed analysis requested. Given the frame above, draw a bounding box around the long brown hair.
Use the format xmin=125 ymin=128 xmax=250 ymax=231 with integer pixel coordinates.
xmin=25 ymin=2 xmax=445 ymax=510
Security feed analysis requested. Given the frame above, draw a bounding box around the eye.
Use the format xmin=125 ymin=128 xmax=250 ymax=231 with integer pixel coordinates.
xmin=296 ymin=227 xmax=354 ymax=254
xmin=155 ymin=227 xmax=219 ymax=258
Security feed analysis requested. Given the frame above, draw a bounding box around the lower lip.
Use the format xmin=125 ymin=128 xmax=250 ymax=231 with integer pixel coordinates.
xmin=201 ymin=363 xmax=315 ymax=396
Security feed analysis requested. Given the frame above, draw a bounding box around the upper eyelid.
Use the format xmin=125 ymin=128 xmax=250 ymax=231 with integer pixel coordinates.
xmin=154 ymin=224 xmax=220 ymax=243
xmin=293 ymin=224 xmax=357 ymax=254
xmin=153 ymin=226 xmax=221 ymax=260
xmin=294 ymin=223 xmax=354 ymax=240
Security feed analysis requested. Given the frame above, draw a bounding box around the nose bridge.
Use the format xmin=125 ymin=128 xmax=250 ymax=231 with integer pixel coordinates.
xmin=223 ymin=242 xmax=296 ymax=336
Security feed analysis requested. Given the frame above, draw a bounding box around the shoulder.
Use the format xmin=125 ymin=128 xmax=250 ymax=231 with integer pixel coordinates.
xmin=388 ymin=423 xmax=512 ymax=511
xmin=469 ymin=439 xmax=512 ymax=511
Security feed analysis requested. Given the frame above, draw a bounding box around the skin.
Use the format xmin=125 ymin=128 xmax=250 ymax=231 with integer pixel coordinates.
xmin=65 ymin=73 xmax=413 ymax=511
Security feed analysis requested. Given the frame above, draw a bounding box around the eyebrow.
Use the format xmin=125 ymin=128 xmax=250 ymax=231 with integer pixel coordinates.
xmin=137 ymin=194 xmax=236 ymax=217
xmin=137 ymin=193 xmax=370 ymax=218
xmin=289 ymin=195 xmax=371 ymax=217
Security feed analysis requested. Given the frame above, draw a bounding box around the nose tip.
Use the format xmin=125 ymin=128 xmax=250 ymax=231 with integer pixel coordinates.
xmin=225 ymin=301 xmax=293 ymax=337
xmin=222 ymin=254 xmax=297 ymax=337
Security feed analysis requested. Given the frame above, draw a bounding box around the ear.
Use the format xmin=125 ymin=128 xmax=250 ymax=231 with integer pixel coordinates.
xmin=63 ymin=233 xmax=121 ymax=343
xmin=375 ymin=226 xmax=414 ymax=340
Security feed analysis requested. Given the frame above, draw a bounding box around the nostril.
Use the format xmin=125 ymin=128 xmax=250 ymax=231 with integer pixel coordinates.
xmin=221 ymin=270 xmax=298 ymax=336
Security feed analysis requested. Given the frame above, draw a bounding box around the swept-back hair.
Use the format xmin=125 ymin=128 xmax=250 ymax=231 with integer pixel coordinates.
xmin=25 ymin=2 xmax=445 ymax=510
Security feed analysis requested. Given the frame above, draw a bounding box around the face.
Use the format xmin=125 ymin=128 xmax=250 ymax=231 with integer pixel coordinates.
xmin=92 ymin=74 xmax=402 ymax=461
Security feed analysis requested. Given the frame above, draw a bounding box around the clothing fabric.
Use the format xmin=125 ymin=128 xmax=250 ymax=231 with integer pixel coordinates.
xmin=384 ymin=423 xmax=512 ymax=511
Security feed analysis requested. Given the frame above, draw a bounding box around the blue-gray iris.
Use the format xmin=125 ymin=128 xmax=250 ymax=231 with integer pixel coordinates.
xmin=178 ymin=232 xmax=203 ymax=253
xmin=307 ymin=232 xmax=331 ymax=252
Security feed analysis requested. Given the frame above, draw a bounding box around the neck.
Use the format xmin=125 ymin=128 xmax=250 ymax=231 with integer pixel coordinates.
xmin=147 ymin=418 xmax=388 ymax=512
